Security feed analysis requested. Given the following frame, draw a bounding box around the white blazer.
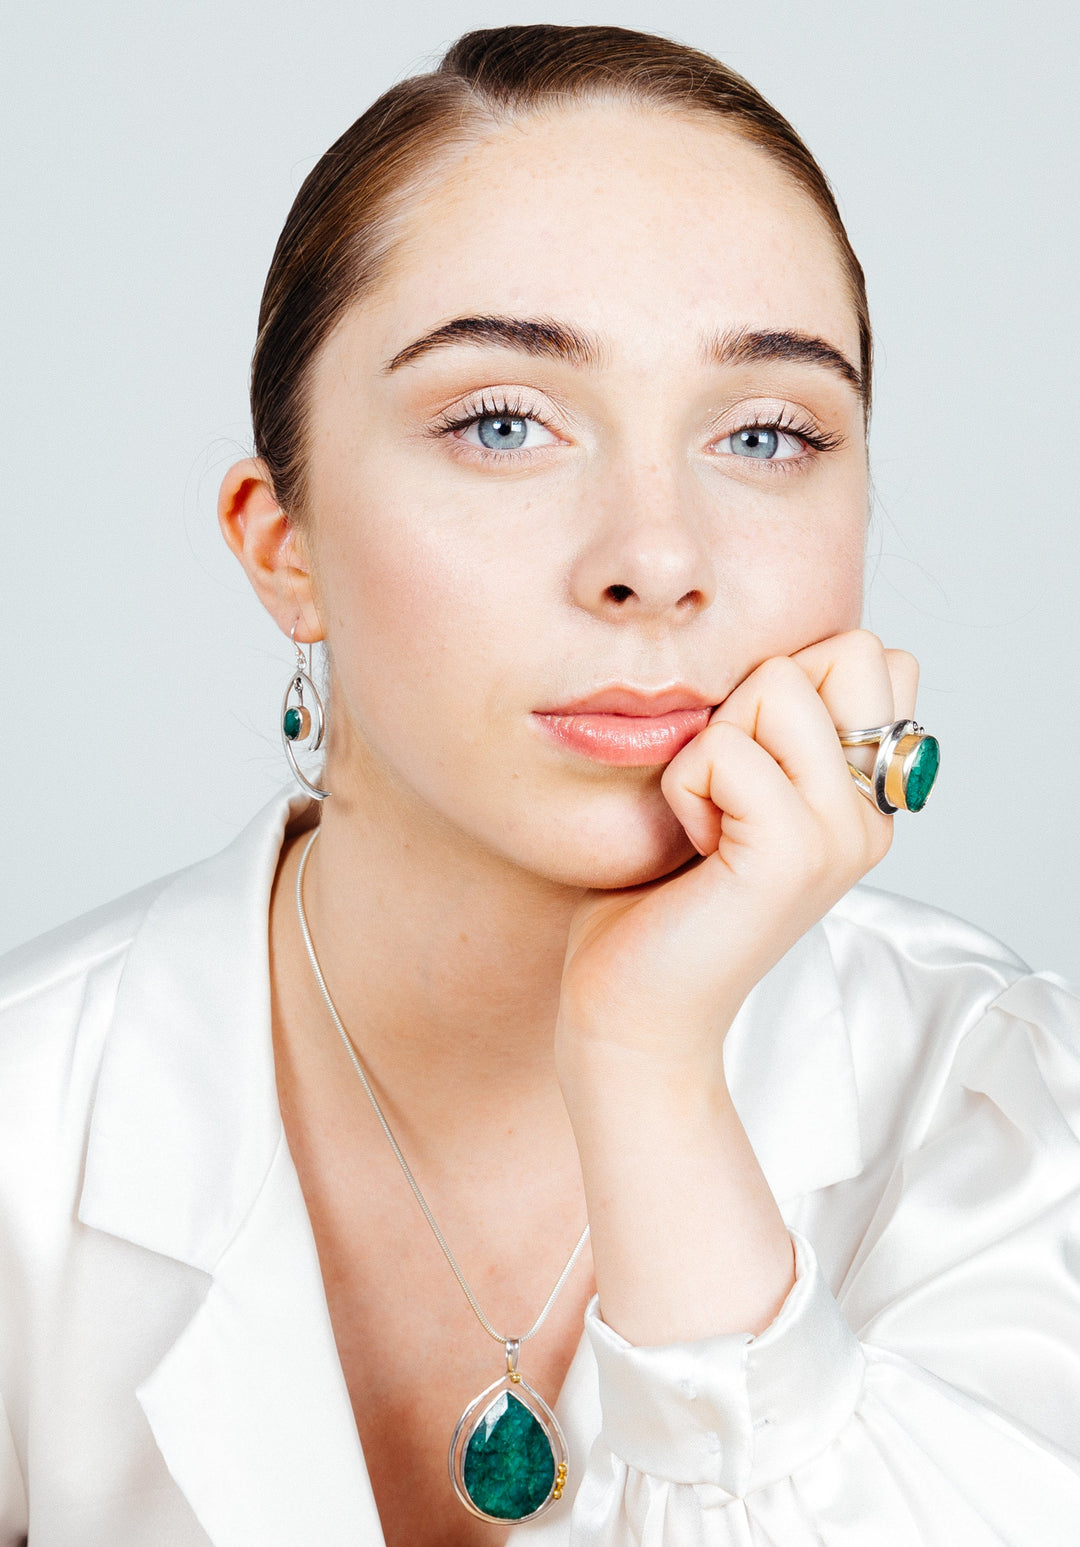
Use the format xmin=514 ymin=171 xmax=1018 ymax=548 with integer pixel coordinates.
xmin=2 ymin=788 xmax=1080 ymax=1545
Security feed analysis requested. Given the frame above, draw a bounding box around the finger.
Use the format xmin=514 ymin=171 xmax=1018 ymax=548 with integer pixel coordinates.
xmin=885 ymin=648 xmax=919 ymax=722
xmin=662 ymin=716 xmax=804 ymax=858
xmin=706 ymin=654 xmax=865 ymax=818
xmin=789 ymin=630 xmax=895 ymax=779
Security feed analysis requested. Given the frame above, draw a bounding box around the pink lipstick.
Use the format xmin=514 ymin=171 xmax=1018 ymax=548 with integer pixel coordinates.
xmin=532 ymin=688 xmax=714 ymax=767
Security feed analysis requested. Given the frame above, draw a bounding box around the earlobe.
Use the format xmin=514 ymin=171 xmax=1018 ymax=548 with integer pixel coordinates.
xmin=218 ymin=458 xmax=323 ymax=642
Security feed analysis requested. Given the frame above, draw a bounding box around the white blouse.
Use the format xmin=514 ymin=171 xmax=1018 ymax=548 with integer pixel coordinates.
xmin=2 ymin=787 xmax=1080 ymax=1545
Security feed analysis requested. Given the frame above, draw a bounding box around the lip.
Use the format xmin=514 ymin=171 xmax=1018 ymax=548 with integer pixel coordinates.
xmin=532 ymin=686 xmax=715 ymax=767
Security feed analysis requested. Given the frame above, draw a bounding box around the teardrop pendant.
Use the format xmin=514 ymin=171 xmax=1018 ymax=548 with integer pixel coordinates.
xmin=449 ymin=1343 xmax=568 ymax=1522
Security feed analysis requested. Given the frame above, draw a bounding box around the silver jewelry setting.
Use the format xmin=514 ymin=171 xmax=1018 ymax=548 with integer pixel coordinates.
xmin=282 ymin=626 xmax=329 ymax=801
xmin=448 ymin=1340 xmax=569 ymax=1521
xmin=838 ymin=719 xmax=940 ymax=815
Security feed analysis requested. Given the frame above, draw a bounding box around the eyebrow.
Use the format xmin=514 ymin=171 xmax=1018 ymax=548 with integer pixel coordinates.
xmin=704 ymin=327 xmax=864 ymax=396
xmin=383 ymin=314 xmax=863 ymax=396
xmin=384 ymin=316 xmax=600 ymax=372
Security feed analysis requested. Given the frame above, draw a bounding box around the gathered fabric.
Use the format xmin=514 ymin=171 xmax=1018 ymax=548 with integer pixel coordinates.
xmin=1 ymin=788 xmax=1078 ymax=1545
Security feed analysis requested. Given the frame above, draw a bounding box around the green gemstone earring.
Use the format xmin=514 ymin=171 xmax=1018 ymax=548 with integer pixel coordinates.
xmin=282 ymin=625 xmax=329 ymax=801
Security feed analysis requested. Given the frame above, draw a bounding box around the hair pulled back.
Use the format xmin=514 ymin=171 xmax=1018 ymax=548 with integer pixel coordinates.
xmin=252 ymin=24 xmax=871 ymax=518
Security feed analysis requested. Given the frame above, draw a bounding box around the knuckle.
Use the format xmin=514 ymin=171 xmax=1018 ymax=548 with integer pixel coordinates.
xmin=811 ymin=628 xmax=879 ymax=682
xmin=842 ymin=627 xmax=885 ymax=660
xmin=702 ymin=714 xmax=744 ymax=747
xmin=755 ymin=655 xmax=802 ymax=692
xmin=886 ymin=647 xmax=921 ymax=691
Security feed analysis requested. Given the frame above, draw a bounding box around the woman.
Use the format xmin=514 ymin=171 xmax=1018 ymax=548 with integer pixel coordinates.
xmin=1 ymin=23 xmax=1078 ymax=1546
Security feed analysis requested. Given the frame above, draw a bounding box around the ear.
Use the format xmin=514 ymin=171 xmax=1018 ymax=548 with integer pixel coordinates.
xmin=218 ymin=458 xmax=324 ymax=643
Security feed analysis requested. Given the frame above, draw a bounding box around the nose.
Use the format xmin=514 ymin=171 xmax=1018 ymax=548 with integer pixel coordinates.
xmin=569 ymin=463 xmax=715 ymax=623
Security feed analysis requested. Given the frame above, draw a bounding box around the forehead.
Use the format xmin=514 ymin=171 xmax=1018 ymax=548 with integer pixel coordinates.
xmin=360 ymin=100 xmax=859 ymax=368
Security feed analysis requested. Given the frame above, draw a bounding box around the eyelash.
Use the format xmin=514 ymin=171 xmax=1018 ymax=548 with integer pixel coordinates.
xmin=722 ymin=409 xmax=843 ymax=458
xmin=430 ymin=393 xmax=555 ymax=456
xmin=429 ymin=396 xmax=843 ymax=465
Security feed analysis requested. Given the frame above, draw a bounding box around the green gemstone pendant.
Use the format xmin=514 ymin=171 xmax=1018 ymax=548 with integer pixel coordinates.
xmin=450 ymin=1344 xmax=568 ymax=1522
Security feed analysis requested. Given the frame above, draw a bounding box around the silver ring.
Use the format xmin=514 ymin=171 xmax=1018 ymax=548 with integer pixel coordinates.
xmin=838 ymin=719 xmax=940 ymax=814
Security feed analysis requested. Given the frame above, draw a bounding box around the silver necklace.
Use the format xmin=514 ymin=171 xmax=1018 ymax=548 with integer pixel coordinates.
xmin=295 ymin=828 xmax=590 ymax=1524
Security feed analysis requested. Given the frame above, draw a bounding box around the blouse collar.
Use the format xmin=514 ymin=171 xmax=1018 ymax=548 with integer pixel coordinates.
xmin=78 ymin=787 xmax=863 ymax=1275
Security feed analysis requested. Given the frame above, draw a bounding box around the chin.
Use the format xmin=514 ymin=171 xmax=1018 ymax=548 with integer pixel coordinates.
xmin=510 ymin=784 xmax=697 ymax=891
xmin=578 ymin=843 xmax=696 ymax=891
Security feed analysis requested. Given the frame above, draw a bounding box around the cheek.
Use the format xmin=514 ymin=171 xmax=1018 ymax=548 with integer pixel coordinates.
xmin=719 ymin=489 xmax=866 ymax=661
xmin=312 ymin=484 xmax=543 ymax=751
xmin=788 ymin=528 xmax=865 ymax=634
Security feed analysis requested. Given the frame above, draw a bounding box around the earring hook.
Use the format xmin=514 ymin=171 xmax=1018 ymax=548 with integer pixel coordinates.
xmin=290 ymin=619 xmax=310 ymax=673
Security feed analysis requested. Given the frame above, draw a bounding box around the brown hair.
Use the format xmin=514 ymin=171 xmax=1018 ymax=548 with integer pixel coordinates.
xmin=252 ymin=24 xmax=871 ymax=517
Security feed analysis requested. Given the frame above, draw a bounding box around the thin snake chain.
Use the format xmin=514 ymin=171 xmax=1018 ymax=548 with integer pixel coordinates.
xmin=294 ymin=827 xmax=592 ymax=1349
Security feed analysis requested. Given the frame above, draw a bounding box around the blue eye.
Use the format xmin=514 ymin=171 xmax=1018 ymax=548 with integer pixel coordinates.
xmin=477 ymin=415 xmax=528 ymax=450
xmin=735 ymin=428 xmax=778 ymax=458
xmin=457 ymin=410 xmax=557 ymax=453
xmin=716 ymin=426 xmax=807 ymax=460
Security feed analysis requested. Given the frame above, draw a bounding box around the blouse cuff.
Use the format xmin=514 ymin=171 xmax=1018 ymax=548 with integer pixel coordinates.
xmin=583 ymin=1229 xmax=865 ymax=1497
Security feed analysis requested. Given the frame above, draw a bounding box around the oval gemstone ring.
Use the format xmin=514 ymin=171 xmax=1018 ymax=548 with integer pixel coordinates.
xmin=838 ymin=720 xmax=940 ymax=815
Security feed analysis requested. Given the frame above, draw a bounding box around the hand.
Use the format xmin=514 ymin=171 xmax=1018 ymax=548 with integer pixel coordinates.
xmin=554 ymin=630 xmax=919 ymax=1343
xmin=556 ymin=629 xmax=918 ymax=1075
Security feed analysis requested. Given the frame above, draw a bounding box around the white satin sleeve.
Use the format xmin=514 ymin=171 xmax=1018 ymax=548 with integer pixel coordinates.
xmin=570 ymin=973 xmax=1080 ymax=1544
xmin=0 ymin=1389 xmax=27 ymax=1545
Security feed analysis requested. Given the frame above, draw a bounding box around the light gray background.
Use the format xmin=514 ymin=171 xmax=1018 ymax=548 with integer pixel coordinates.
xmin=3 ymin=0 xmax=1077 ymax=975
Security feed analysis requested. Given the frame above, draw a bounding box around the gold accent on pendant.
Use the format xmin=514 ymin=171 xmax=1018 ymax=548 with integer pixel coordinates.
xmin=509 ymin=1370 xmax=522 ymax=1383
xmin=449 ymin=1374 xmax=569 ymax=1523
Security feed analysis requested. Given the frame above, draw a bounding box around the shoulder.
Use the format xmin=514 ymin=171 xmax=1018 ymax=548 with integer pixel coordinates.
xmin=0 ymin=877 xmax=172 ymax=1079
xmin=0 ymin=879 xmax=180 ymax=1298
xmin=0 ymin=876 xmax=187 ymax=1236
xmin=0 ymin=789 xmax=306 ymax=1278
xmin=0 ymin=785 xmax=305 ymax=1059
xmin=823 ymin=882 xmax=1041 ymax=1032
xmin=0 ymin=784 xmax=302 ymax=1178
xmin=0 ymin=875 xmax=168 ymax=999
xmin=822 ymin=883 xmax=1080 ymax=1149
xmin=825 ymin=882 xmax=1032 ymax=982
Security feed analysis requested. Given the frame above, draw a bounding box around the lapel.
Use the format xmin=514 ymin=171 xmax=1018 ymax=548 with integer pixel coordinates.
xmin=76 ymin=787 xmax=861 ymax=1545
xmin=135 ymin=1132 xmax=383 ymax=1545
xmin=78 ymin=788 xmax=384 ymax=1545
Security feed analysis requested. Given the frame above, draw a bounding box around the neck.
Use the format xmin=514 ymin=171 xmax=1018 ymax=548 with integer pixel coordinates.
xmin=285 ymin=759 xmax=586 ymax=1116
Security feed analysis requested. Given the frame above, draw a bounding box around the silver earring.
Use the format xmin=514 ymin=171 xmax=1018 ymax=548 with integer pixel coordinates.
xmin=282 ymin=625 xmax=329 ymax=800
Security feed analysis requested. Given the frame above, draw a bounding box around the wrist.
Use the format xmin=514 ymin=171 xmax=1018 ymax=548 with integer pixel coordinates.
xmin=563 ymin=1062 xmax=795 ymax=1343
xmin=555 ymin=1018 xmax=732 ymax=1119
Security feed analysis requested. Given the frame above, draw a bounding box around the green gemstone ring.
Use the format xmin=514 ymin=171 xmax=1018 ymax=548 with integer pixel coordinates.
xmin=840 ymin=719 xmax=940 ymax=815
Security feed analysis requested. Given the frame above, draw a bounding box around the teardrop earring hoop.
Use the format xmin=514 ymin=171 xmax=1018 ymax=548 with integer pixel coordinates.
xmin=282 ymin=624 xmax=329 ymax=800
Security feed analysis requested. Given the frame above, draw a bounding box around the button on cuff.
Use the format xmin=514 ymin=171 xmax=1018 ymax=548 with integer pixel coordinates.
xmin=584 ymin=1230 xmax=866 ymax=1495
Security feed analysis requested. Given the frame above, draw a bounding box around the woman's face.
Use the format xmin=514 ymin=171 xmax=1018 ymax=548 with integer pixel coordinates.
xmin=301 ymin=102 xmax=868 ymax=887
